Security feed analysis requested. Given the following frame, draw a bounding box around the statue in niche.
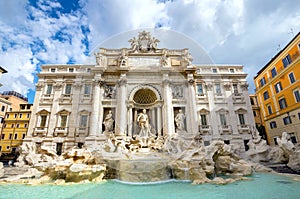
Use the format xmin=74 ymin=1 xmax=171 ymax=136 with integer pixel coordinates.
xmin=103 ymin=110 xmax=114 ymax=132
xmin=137 ymin=109 xmax=154 ymax=138
xmin=175 ymin=109 xmax=185 ymax=132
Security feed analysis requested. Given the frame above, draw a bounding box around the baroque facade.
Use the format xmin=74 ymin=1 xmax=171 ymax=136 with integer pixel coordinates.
xmin=25 ymin=31 xmax=255 ymax=154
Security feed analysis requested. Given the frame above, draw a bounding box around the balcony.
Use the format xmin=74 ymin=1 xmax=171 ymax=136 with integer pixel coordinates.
xmin=75 ymin=127 xmax=89 ymax=137
xmin=40 ymin=94 xmax=54 ymax=104
xmin=218 ymin=125 xmax=232 ymax=135
xmin=232 ymin=93 xmax=244 ymax=103
xmin=59 ymin=94 xmax=72 ymax=104
xmin=199 ymin=125 xmax=212 ymax=135
xmin=238 ymin=124 xmax=251 ymax=134
xmin=53 ymin=127 xmax=68 ymax=136
xmin=33 ymin=127 xmax=48 ymax=137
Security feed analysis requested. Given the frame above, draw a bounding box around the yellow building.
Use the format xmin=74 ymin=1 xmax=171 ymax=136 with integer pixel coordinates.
xmin=254 ymin=32 xmax=300 ymax=145
xmin=0 ymin=98 xmax=11 ymax=133
xmin=0 ymin=104 xmax=33 ymax=154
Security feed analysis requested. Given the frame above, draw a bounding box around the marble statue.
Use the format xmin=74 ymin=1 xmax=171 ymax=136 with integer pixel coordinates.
xmin=119 ymin=49 xmax=128 ymax=66
xmin=103 ymin=110 xmax=114 ymax=132
xmin=161 ymin=50 xmax=169 ymax=66
xmin=137 ymin=109 xmax=153 ymax=138
xmin=128 ymin=37 xmax=139 ymax=52
xmin=175 ymin=109 xmax=185 ymax=132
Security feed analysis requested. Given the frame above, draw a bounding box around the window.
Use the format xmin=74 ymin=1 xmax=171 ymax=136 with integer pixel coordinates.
xmin=267 ymin=104 xmax=273 ymax=114
xmin=282 ymin=54 xmax=292 ymax=68
xmin=200 ymin=114 xmax=207 ymax=126
xmin=289 ymin=133 xmax=297 ymax=144
xmin=16 ymin=124 xmax=20 ymax=128
xmin=250 ymin=98 xmax=254 ymax=105
xmin=197 ymin=84 xmax=203 ymax=95
xmin=253 ymin=111 xmax=257 ymax=117
xmin=271 ymin=67 xmax=277 ymax=78
xmin=229 ymin=68 xmax=235 ymax=73
xmin=14 ymin=134 xmax=17 ymax=140
xmin=274 ymin=82 xmax=283 ymax=93
xmin=278 ymin=98 xmax=287 ymax=109
xmin=270 ymin=121 xmax=277 ymax=129
xmin=80 ymin=115 xmax=88 ymax=127
xmin=27 ymin=113 xmax=30 ymax=118
xmin=6 ymin=114 xmax=9 ymax=118
xmin=14 ymin=114 xmax=17 ymax=118
xmin=60 ymin=115 xmax=68 ymax=127
xmin=40 ymin=115 xmax=47 ymax=127
xmin=289 ymin=72 xmax=296 ymax=84
xmin=84 ymin=84 xmax=91 ymax=95
xmin=212 ymin=68 xmax=217 ymax=73
xmin=46 ymin=84 xmax=53 ymax=94
xmin=50 ymin=68 xmax=56 ymax=72
xmin=0 ymin=117 xmax=3 ymax=123
xmin=1 ymin=134 xmax=4 ymax=139
xmin=11 ymin=124 xmax=14 ymax=128
xmin=274 ymin=137 xmax=278 ymax=145
xmin=294 ymin=90 xmax=300 ymax=103
xmin=9 ymin=134 xmax=12 ymax=139
xmin=65 ymin=84 xmax=72 ymax=95
xmin=260 ymin=77 xmax=266 ymax=87
xmin=283 ymin=116 xmax=292 ymax=125
xmin=1 ymin=105 xmax=5 ymax=112
xmin=68 ymin=68 xmax=74 ymax=72
xmin=224 ymin=140 xmax=230 ymax=145
xmin=87 ymin=68 xmax=91 ymax=73
xmin=22 ymin=134 xmax=26 ymax=139
xmin=244 ymin=140 xmax=249 ymax=151
xmin=263 ymin=91 xmax=269 ymax=100
xmin=238 ymin=114 xmax=245 ymax=125
xmin=19 ymin=113 xmax=22 ymax=118
xmin=24 ymin=123 xmax=28 ymax=128
xmin=220 ymin=114 xmax=227 ymax=126
xmin=215 ymin=84 xmax=221 ymax=94
xmin=298 ymin=112 xmax=300 ymax=120
xmin=233 ymin=84 xmax=238 ymax=94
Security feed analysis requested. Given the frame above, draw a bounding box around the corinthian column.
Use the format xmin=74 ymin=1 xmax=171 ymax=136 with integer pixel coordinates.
xmin=89 ymin=75 xmax=103 ymax=137
xmin=162 ymin=74 xmax=175 ymax=136
xmin=186 ymin=75 xmax=198 ymax=134
xmin=115 ymin=75 xmax=127 ymax=136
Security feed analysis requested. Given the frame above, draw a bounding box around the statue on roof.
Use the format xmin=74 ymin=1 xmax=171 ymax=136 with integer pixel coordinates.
xmin=128 ymin=31 xmax=160 ymax=53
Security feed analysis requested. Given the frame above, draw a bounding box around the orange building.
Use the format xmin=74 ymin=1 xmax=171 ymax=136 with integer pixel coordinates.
xmin=254 ymin=32 xmax=300 ymax=145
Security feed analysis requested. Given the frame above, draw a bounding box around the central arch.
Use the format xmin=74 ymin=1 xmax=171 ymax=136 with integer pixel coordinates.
xmin=127 ymin=84 xmax=163 ymax=137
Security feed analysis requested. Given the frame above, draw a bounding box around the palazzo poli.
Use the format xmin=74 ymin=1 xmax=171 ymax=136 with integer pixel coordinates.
xmin=25 ymin=31 xmax=255 ymax=155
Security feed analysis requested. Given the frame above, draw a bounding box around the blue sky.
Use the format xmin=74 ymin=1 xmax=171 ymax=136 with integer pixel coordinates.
xmin=0 ymin=0 xmax=299 ymax=103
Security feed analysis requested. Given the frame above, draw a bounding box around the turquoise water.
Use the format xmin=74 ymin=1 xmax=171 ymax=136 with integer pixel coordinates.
xmin=0 ymin=173 xmax=299 ymax=199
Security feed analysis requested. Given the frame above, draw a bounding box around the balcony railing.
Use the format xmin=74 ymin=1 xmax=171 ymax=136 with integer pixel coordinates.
xmin=33 ymin=127 xmax=48 ymax=137
xmin=75 ymin=127 xmax=89 ymax=137
xmin=218 ymin=125 xmax=232 ymax=135
xmin=199 ymin=125 xmax=212 ymax=135
xmin=53 ymin=127 xmax=68 ymax=136
xmin=238 ymin=124 xmax=251 ymax=134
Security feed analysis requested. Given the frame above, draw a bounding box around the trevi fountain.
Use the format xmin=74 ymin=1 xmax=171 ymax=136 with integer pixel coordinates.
xmin=0 ymin=29 xmax=300 ymax=199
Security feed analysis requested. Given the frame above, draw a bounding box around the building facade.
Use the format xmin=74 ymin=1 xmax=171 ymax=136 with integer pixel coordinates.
xmin=0 ymin=104 xmax=32 ymax=154
xmin=25 ymin=31 xmax=255 ymax=155
xmin=254 ymin=32 xmax=300 ymax=145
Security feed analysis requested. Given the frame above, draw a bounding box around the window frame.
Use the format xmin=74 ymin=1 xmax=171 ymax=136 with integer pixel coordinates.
xmin=263 ymin=91 xmax=269 ymax=100
xmin=288 ymin=72 xmax=296 ymax=84
xmin=278 ymin=97 xmax=287 ymax=110
xmin=293 ymin=89 xmax=300 ymax=103
xmin=271 ymin=67 xmax=277 ymax=78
